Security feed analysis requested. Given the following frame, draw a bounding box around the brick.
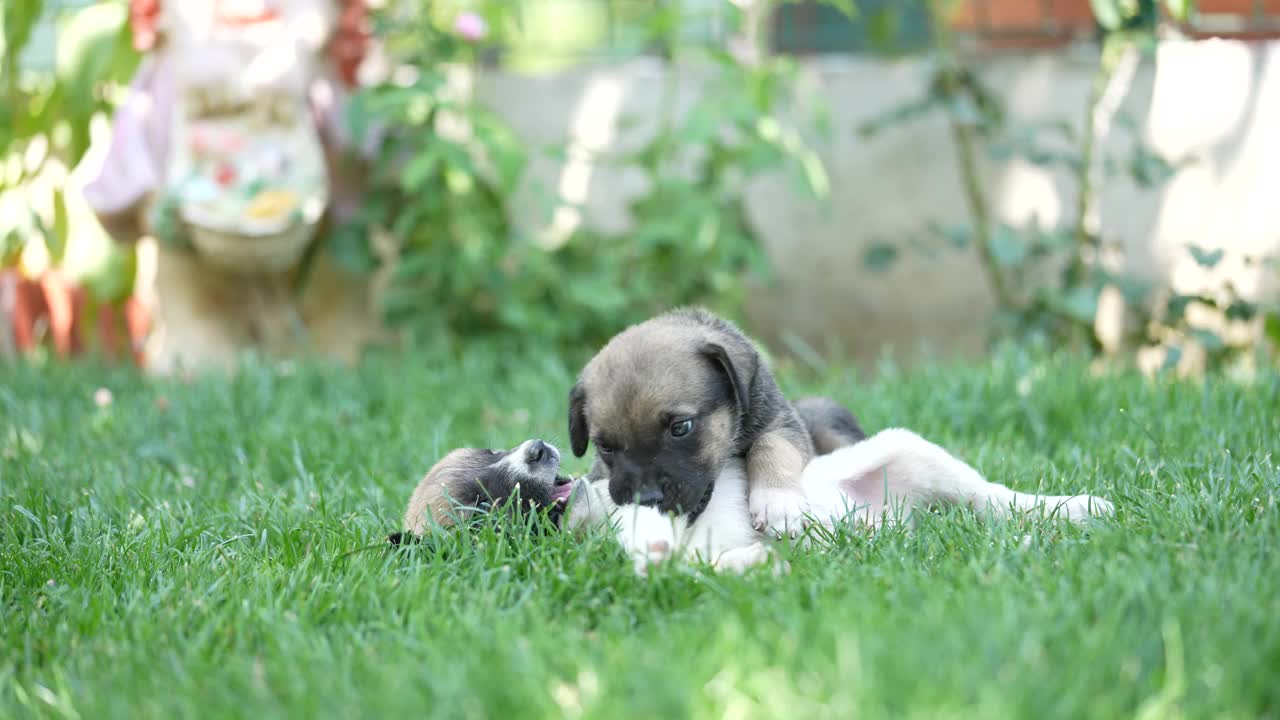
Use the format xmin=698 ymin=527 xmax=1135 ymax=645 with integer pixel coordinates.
xmin=1199 ymin=0 xmax=1257 ymax=13
xmin=985 ymin=0 xmax=1048 ymax=29
xmin=949 ymin=0 xmax=981 ymax=29
xmin=1050 ymin=0 xmax=1096 ymax=26
xmin=979 ymin=34 xmax=1074 ymax=48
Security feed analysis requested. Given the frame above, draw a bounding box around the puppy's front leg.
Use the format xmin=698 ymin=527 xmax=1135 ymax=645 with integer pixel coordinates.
xmin=613 ymin=504 xmax=677 ymax=576
xmin=712 ymin=542 xmax=790 ymax=576
xmin=746 ymin=429 xmax=810 ymax=538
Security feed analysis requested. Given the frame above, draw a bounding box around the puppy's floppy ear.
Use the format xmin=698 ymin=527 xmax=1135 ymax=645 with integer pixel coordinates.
xmin=569 ymin=380 xmax=590 ymax=457
xmin=702 ymin=341 xmax=756 ymax=416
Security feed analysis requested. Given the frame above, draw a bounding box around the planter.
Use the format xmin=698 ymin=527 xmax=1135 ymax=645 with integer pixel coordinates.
xmin=188 ymin=220 xmax=318 ymax=276
xmin=1 ymin=268 xmax=150 ymax=367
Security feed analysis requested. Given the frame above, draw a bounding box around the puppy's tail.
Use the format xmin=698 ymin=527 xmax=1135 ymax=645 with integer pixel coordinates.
xmin=793 ymin=396 xmax=868 ymax=456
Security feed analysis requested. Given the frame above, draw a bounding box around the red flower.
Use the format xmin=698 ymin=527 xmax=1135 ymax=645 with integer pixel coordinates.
xmin=215 ymin=164 xmax=237 ymax=187
xmin=130 ymin=0 xmax=161 ymax=51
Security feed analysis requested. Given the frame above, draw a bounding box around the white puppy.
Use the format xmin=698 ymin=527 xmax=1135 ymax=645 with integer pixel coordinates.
xmin=564 ymin=427 xmax=1113 ymax=576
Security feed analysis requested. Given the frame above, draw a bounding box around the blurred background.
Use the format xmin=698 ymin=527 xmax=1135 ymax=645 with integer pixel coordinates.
xmin=2 ymin=0 xmax=1278 ymax=375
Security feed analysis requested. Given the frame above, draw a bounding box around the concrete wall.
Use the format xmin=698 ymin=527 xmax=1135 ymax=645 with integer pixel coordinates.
xmin=475 ymin=39 xmax=1280 ymax=368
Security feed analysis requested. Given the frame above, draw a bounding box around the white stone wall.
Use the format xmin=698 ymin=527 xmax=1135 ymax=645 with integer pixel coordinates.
xmin=475 ymin=40 xmax=1280 ymax=366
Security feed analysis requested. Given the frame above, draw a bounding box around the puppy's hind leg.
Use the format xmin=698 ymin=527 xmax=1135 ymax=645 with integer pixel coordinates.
xmin=804 ymin=428 xmax=977 ymax=529
xmin=803 ymin=428 xmax=1113 ymax=527
xmin=793 ymin=396 xmax=868 ymax=455
xmin=974 ymin=483 xmax=1114 ymax=523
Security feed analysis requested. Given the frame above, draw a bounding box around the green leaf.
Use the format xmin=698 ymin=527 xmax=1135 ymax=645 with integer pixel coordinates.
xmin=1164 ymin=0 xmax=1194 ymax=23
xmin=862 ymin=242 xmax=900 ymax=272
xmin=55 ymin=3 xmax=137 ymax=159
xmin=856 ymin=96 xmax=939 ymax=139
xmin=1265 ymin=311 xmax=1280 ymax=348
xmin=1189 ymin=327 xmax=1225 ymax=352
xmin=400 ymin=147 xmax=442 ymax=192
xmin=929 ymin=222 xmax=972 ymax=250
xmin=1103 ymin=154 xmax=1121 ymax=180
xmin=815 ymin=0 xmax=857 ymax=20
xmin=1024 ymin=148 xmax=1083 ymax=173
xmin=1036 ymin=227 xmax=1078 ymax=251
xmin=903 ymin=232 xmax=940 ymax=261
xmin=989 ymin=225 xmax=1028 ymax=267
xmin=680 ymin=106 xmax=723 ymax=146
xmin=1037 ymin=119 xmax=1077 ymax=142
xmin=866 ymin=6 xmax=901 ymax=53
xmin=566 ymin=275 xmax=628 ymax=311
xmin=947 ymin=93 xmax=983 ymax=127
xmin=1225 ymin=299 xmax=1257 ymax=322
xmin=797 ymin=149 xmax=829 ymax=200
xmin=328 ymin=220 xmax=380 ymax=275
xmin=1104 ymin=269 xmax=1152 ymax=306
xmin=1129 ymin=144 xmax=1177 ymax=187
xmin=1090 ymin=0 xmax=1128 ymax=30
xmin=2 ymin=229 xmax=24 ymax=267
xmin=1094 ymin=0 xmax=1160 ymax=32
xmin=344 ymin=94 xmax=373 ymax=146
xmin=50 ymin=186 xmax=68 ymax=264
xmin=811 ymin=98 xmax=833 ymax=141
xmin=1058 ymin=285 xmax=1101 ymax=323
xmin=1165 ymin=293 xmax=1198 ymax=323
xmin=986 ymin=142 xmax=1015 ymax=163
xmin=1113 ymin=110 xmax=1140 ymax=132
xmin=83 ymin=244 xmax=138 ymax=303
xmin=1187 ymin=244 xmax=1225 ymax=269
xmin=29 ymin=203 xmax=62 ymax=266
xmin=2 ymin=0 xmax=44 ymax=64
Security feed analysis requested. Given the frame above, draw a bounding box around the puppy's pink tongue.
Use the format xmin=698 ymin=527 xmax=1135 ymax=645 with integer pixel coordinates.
xmin=552 ymin=481 xmax=575 ymax=502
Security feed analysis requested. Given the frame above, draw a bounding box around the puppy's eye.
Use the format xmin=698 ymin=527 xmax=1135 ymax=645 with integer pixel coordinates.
xmin=595 ymin=440 xmax=615 ymax=455
xmin=670 ymin=419 xmax=694 ymax=438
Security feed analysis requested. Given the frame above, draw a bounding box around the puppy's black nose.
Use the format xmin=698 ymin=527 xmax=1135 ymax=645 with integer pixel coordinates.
xmin=635 ymin=487 xmax=663 ymax=506
xmin=525 ymin=440 xmax=549 ymax=464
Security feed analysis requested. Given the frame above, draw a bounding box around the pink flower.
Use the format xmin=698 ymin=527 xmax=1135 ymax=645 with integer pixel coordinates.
xmin=453 ymin=11 xmax=488 ymax=43
xmin=94 ymin=388 xmax=114 ymax=407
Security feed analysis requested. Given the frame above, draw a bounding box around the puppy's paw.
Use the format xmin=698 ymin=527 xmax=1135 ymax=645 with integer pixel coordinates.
xmin=1055 ymin=494 xmax=1114 ymax=522
xmin=712 ymin=542 xmax=789 ymax=576
xmin=749 ymin=488 xmax=810 ymax=538
xmin=615 ymin=504 xmax=678 ymax=577
xmin=632 ymin=539 xmax=674 ymax=577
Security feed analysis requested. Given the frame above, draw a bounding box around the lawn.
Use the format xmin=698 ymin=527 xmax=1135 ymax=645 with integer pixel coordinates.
xmin=2 ymin=345 xmax=1277 ymax=719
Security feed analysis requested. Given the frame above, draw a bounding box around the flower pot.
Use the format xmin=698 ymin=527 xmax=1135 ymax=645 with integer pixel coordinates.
xmin=1 ymin=267 xmax=150 ymax=367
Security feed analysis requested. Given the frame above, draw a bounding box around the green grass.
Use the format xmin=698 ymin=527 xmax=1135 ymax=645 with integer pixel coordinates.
xmin=2 ymin=346 xmax=1278 ymax=719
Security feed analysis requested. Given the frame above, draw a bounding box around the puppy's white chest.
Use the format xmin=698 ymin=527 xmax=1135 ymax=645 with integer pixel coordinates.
xmin=612 ymin=460 xmax=757 ymax=573
xmin=681 ymin=460 xmax=757 ymax=559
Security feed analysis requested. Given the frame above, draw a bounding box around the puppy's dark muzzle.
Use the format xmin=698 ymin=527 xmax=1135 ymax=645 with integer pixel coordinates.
xmin=609 ymin=465 xmax=665 ymax=508
xmin=633 ymin=486 xmax=664 ymax=506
